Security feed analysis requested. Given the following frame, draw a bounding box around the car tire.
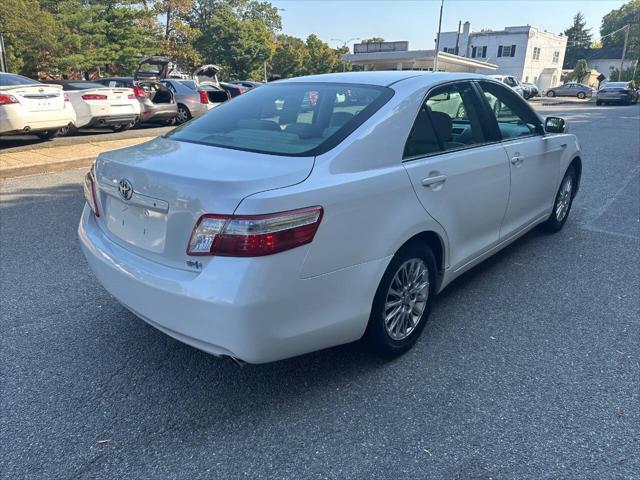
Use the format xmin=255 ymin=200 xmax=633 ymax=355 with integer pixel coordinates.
xmin=36 ymin=129 xmax=60 ymax=140
xmin=547 ymin=91 xmax=555 ymax=97
xmin=111 ymin=122 xmax=134 ymax=133
xmin=577 ymin=92 xmax=586 ymax=99
xmin=58 ymin=125 xmax=77 ymax=137
xmin=540 ymin=166 xmax=577 ymax=234
xmin=175 ymin=105 xmax=192 ymax=125
xmin=364 ymin=242 xmax=437 ymax=359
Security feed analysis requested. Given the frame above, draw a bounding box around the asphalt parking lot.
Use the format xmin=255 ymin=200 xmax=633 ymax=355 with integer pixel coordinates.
xmin=1 ymin=103 xmax=638 ymax=479
xmin=0 ymin=124 xmax=173 ymax=153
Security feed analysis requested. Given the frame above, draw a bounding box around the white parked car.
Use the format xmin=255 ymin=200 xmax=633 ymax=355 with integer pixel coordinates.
xmin=44 ymin=80 xmax=140 ymax=133
xmin=489 ymin=74 xmax=526 ymax=98
xmin=0 ymin=73 xmax=76 ymax=139
xmin=79 ymin=72 xmax=582 ymax=364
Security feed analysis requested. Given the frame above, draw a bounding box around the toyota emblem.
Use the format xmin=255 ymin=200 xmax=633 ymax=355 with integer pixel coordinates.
xmin=118 ymin=178 xmax=133 ymax=201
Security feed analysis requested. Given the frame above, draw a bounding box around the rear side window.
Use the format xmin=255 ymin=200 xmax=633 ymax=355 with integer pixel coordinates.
xmin=166 ymin=82 xmax=393 ymax=156
xmin=477 ymin=81 xmax=540 ymax=140
xmin=177 ymin=80 xmax=197 ymax=90
xmin=0 ymin=74 xmax=39 ymax=86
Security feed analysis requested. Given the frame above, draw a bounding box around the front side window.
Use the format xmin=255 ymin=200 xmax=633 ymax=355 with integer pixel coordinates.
xmin=478 ymin=81 xmax=541 ymax=140
xmin=166 ymin=82 xmax=392 ymax=156
xmin=404 ymin=82 xmax=486 ymax=158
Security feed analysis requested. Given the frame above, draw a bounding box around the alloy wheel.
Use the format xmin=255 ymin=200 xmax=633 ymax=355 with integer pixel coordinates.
xmin=384 ymin=258 xmax=430 ymax=341
xmin=555 ymin=176 xmax=573 ymax=222
xmin=176 ymin=107 xmax=190 ymax=124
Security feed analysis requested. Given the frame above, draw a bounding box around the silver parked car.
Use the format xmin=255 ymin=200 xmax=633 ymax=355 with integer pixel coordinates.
xmin=163 ymin=64 xmax=229 ymax=124
xmin=544 ymin=83 xmax=593 ymax=99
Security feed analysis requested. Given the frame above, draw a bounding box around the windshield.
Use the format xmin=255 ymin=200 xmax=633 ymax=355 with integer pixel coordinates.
xmin=166 ymin=82 xmax=393 ymax=156
xmin=0 ymin=74 xmax=40 ymax=86
xmin=603 ymin=82 xmax=628 ymax=88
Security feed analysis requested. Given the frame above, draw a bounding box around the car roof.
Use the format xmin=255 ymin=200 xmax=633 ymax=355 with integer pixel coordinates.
xmin=276 ymin=71 xmax=488 ymax=87
xmin=99 ymin=77 xmax=133 ymax=80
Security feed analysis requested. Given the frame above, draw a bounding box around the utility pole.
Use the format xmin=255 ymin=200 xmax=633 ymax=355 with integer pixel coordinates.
xmin=619 ymin=24 xmax=630 ymax=81
xmin=0 ymin=31 xmax=7 ymax=73
xmin=433 ymin=0 xmax=444 ymax=72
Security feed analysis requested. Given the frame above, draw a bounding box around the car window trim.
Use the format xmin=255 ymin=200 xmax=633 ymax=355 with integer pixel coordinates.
xmin=402 ymin=79 xmax=498 ymax=163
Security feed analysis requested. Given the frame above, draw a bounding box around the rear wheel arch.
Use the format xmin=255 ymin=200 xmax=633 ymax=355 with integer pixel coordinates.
xmin=398 ymin=231 xmax=445 ymax=282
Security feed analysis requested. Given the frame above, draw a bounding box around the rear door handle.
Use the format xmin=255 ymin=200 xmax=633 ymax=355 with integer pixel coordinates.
xmin=510 ymin=156 xmax=523 ymax=166
xmin=421 ymin=174 xmax=447 ymax=187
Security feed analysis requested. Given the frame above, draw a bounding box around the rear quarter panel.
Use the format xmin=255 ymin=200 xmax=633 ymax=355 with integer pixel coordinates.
xmin=236 ymin=78 xmax=449 ymax=279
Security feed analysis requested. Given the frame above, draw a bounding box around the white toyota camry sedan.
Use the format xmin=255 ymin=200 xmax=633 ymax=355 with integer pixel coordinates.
xmin=79 ymin=72 xmax=582 ymax=364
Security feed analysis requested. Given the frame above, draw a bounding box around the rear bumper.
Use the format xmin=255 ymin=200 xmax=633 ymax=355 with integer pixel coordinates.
xmin=597 ymin=94 xmax=633 ymax=102
xmin=84 ymin=114 xmax=139 ymax=128
xmin=78 ymin=206 xmax=387 ymax=363
xmin=140 ymin=104 xmax=178 ymax=124
xmin=0 ymin=107 xmax=75 ymax=135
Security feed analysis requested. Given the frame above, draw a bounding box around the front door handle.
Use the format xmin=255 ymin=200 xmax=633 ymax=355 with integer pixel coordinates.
xmin=421 ymin=174 xmax=447 ymax=187
xmin=510 ymin=156 xmax=523 ymax=167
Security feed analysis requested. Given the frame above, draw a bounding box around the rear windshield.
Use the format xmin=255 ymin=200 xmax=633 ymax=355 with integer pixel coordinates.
xmin=603 ymin=82 xmax=628 ymax=88
xmin=0 ymin=74 xmax=40 ymax=86
xmin=67 ymin=82 xmax=106 ymax=90
xmin=166 ymin=82 xmax=393 ymax=156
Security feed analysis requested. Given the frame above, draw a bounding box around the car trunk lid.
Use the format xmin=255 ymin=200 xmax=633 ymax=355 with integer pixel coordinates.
xmin=93 ymin=136 xmax=314 ymax=270
xmin=4 ymin=84 xmax=64 ymax=112
xmin=193 ymin=64 xmax=221 ymax=89
xmin=134 ymin=56 xmax=173 ymax=81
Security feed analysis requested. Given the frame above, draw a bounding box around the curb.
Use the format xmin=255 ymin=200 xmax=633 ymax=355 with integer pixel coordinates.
xmin=0 ymin=156 xmax=94 ymax=179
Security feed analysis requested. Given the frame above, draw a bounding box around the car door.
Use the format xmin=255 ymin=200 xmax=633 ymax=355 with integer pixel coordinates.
xmin=476 ymin=80 xmax=564 ymax=239
xmin=402 ymin=81 xmax=511 ymax=271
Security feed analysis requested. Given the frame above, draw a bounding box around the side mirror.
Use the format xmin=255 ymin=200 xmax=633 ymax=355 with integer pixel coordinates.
xmin=545 ymin=116 xmax=566 ymax=134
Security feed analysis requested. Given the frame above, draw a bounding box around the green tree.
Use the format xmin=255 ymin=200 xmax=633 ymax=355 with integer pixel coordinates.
xmin=303 ymin=34 xmax=341 ymax=75
xmin=0 ymin=0 xmax=60 ymax=75
xmin=572 ymin=59 xmax=590 ymax=83
xmin=600 ymin=0 xmax=640 ymax=67
xmin=187 ymin=0 xmax=282 ymax=32
xmin=271 ymin=34 xmax=307 ymax=78
xmin=362 ymin=37 xmax=385 ymax=43
xmin=563 ymin=12 xmax=593 ymax=68
xmin=152 ymin=0 xmax=202 ymax=71
xmin=195 ymin=7 xmax=274 ymax=80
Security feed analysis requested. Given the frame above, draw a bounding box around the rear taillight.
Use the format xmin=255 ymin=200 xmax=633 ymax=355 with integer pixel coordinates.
xmin=0 ymin=94 xmax=18 ymax=105
xmin=127 ymin=93 xmax=136 ymax=99
xmin=64 ymin=93 xmax=70 ymax=102
xmin=187 ymin=206 xmax=323 ymax=257
xmin=81 ymin=94 xmax=108 ymax=100
xmin=198 ymin=90 xmax=209 ymax=104
xmin=132 ymin=85 xmax=147 ymax=98
xmin=83 ymin=168 xmax=100 ymax=217
xmin=234 ymin=87 xmax=243 ymax=95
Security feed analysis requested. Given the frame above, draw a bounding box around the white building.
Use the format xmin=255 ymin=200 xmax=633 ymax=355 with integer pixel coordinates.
xmin=342 ymin=41 xmax=496 ymax=73
xmin=437 ymin=22 xmax=567 ymax=89
xmin=586 ymin=47 xmax=637 ymax=80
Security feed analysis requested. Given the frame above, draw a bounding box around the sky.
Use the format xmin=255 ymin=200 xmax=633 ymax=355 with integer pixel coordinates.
xmin=270 ymin=0 xmax=627 ymax=50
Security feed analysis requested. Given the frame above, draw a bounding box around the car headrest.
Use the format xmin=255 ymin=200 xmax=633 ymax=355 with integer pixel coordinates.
xmin=330 ymin=111 xmax=354 ymax=127
xmin=429 ymin=110 xmax=453 ymax=141
xmin=411 ymin=108 xmax=439 ymax=144
xmin=237 ymin=119 xmax=281 ymax=131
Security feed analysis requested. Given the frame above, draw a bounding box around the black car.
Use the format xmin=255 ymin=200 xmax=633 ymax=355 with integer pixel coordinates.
xmin=596 ymin=81 xmax=639 ymax=106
